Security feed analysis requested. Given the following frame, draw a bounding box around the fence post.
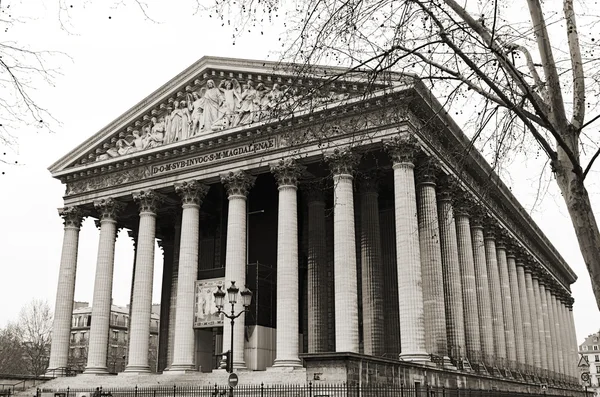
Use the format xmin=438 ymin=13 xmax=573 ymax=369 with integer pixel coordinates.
xmin=260 ymin=383 xmax=264 ymax=397
xmin=135 ymin=385 xmax=138 ymax=397
xmin=173 ymin=385 xmax=176 ymax=397
xmin=67 ymin=387 xmax=70 ymax=397
xmin=309 ymin=382 xmax=313 ymax=397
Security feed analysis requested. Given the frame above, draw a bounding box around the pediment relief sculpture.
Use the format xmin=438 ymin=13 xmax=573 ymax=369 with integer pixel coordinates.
xmin=94 ymin=78 xmax=353 ymax=163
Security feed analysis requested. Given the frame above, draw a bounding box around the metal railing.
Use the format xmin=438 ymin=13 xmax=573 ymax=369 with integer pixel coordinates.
xmin=40 ymin=383 xmax=589 ymax=397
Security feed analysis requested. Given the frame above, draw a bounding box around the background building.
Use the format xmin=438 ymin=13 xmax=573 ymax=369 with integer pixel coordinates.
xmin=68 ymin=301 xmax=160 ymax=373
xmin=579 ymin=331 xmax=600 ymax=396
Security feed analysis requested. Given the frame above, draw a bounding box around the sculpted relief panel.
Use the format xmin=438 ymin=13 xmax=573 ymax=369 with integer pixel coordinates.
xmin=94 ymin=78 xmax=352 ymax=162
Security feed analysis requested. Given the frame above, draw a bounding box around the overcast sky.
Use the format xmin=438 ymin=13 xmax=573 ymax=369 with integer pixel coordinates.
xmin=1 ymin=0 xmax=599 ymax=347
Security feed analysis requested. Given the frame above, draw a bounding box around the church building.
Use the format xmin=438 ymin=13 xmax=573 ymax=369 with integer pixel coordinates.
xmin=47 ymin=56 xmax=580 ymax=394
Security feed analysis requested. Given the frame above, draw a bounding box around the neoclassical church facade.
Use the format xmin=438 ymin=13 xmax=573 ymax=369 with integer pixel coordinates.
xmin=47 ymin=56 xmax=580 ymax=393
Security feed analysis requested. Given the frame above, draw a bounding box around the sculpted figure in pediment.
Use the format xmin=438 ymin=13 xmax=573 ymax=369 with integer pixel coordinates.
xmin=216 ymin=79 xmax=242 ymax=129
xmin=189 ymin=89 xmax=206 ymax=137
xmin=147 ymin=117 xmax=165 ymax=148
xmin=238 ymin=80 xmax=258 ymax=125
xmin=201 ymin=79 xmax=225 ymax=132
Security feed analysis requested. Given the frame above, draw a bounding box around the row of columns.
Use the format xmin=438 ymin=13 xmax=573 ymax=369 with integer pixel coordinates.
xmin=47 ymin=133 xmax=579 ymax=381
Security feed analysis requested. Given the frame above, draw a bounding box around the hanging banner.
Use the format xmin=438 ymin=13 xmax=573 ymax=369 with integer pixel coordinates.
xmin=194 ymin=278 xmax=225 ymax=328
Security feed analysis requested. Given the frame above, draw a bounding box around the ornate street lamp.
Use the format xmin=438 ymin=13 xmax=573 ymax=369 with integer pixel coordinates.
xmin=214 ymin=281 xmax=253 ymax=373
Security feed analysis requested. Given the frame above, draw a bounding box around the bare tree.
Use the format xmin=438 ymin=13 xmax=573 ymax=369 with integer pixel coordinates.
xmin=16 ymin=299 xmax=53 ymax=377
xmin=201 ymin=0 xmax=600 ymax=308
xmin=0 ymin=322 xmax=27 ymax=374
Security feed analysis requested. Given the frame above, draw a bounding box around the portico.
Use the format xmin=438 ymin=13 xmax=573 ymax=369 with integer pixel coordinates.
xmin=46 ymin=56 xmax=580 ymax=392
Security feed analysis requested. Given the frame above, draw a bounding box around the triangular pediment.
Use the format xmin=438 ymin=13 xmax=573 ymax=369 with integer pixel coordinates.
xmin=49 ymin=56 xmax=389 ymax=175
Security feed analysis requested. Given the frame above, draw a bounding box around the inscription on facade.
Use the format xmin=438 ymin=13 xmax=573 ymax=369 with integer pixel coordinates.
xmin=151 ymin=137 xmax=277 ymax=176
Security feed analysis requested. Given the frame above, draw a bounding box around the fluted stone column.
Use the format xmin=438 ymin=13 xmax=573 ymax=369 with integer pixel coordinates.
xmin=125 ymin=190 xmax=163 ymax=373
xmin=516 ymin=259 xmax=533 ymax=371
xmin=454 ymin=205 xmax=482 ymax=364
xmin=326 ymin=148 xmax=360 ymax=353
xmin=437 ymin=181 xmax=465 ymax=360
xmin=545 ymin=287 xmax=559 ymax=377
xmin=304 ymin=183 xmax=329 ymax=353
xmin=558 ymin=298 xmax=570 ymax=378
xmin=416 ymin=161 xmax=449 ymax=361
xmin=484 ymin=228 xmax=507 ymax=363
xmin=540 ymin=279 xmax=554 ymax=374
xmin=525 ymin=266 xmax=542 ymax=371
xmin=496 ymin=239 xmax=516 ymax=368
xmin=506 ymin=249 xmax=525 ymax=368
xmin=532 ymin=276 xmax=547 ymax=374
xmin=169 ymin=181 xmax=209 ymax=372
xmin=47 ymin=207 xmax=84 ymax=375
xmin=567 ymin=300 xmax=578 ymax=379
xmin=167 ymin=215 xmax=181 ymax=368
xmin=385 ymin=136 xmax=428 ymax=362
xmin=471 ymin=217 xmax=494 ymax=365
xmin=221 ymin=170 xmax=255 ymax=368
xmin=271 ymin=159 xmax=303 ymax=366
xmin=85 ymin=198 xmax=124 ymax=374
xmin=551 ymin=293 xmax=564 ymax=376
xmin=358 ymin=173 xmax=385 ymax=356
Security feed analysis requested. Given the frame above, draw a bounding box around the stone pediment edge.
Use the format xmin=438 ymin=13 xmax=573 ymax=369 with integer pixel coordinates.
xmin=48 ymin=56 xmax=386 ymax=174
xmin=51 ymin=84 xmax=414 ymax=180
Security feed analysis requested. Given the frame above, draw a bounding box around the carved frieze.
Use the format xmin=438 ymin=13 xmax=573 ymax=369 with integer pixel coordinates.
xmin=66 ymin=166 xmax=152 ymax=196
xmin=175 ymin=180 xmax=209 ymax=207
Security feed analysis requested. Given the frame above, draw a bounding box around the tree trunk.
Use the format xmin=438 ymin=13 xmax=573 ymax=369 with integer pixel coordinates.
xmin=556 ymin=152 xmax=600 ymax=310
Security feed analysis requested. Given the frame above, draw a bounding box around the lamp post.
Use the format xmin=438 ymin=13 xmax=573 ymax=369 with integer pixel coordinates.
xmin=214 ymin=281 xmax=253 ymax=373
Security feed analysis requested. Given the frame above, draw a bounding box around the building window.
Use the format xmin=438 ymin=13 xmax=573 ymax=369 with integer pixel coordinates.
xmin=596 ymin=366 xmax=600 ymax=374
xmin=595 ymin=345 xmax=599 ymax=351
xmin=80 ymin=331 xmax=87 ymax=341
xmin=112 ymin=330 xmax=119 ymax=340
xmin=71 ymin=332 xmax=76 ymax=342
xmin=584 ymin=346 xmax=589 ymax=351
xmin=595 ymin=355 xmax=599 ymax=362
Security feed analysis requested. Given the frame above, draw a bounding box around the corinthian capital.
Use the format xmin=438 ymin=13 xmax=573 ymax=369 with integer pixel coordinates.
xmin=221 ymin=170 xmax=256 ymax=198
xmin=93 ymin=198 xmax=125 ymax=221
xmin=133 ymin=189 xmax=164 ymax=214
xmin=357 ymin=170 xmax=382 ymax=194
xmin=175 ymin=180 xmax=209 ymax=207
xmin=58 ymin=206 xmax=85 ymax=228
xmin=416 ymin=158 xmax=441 ymax=185
xmin=325 ymin=147 xmax=359 ymax=176
xmin=270 ymin=158 xmax=305 ymax=187
xmin=384 ymin=133 xmax=420 ymax=164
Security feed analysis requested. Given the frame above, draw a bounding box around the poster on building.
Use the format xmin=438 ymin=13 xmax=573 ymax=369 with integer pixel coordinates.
xmin=194 ymin=278 xmax=224 ymax=328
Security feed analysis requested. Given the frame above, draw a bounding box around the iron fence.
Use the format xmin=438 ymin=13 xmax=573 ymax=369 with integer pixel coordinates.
xmin=40 ymin=383 xmax=588 ymax=397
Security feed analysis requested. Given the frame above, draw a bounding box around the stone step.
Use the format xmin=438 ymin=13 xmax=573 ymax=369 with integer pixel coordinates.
xmin=40 ymin=368 xmax=307 ymax=394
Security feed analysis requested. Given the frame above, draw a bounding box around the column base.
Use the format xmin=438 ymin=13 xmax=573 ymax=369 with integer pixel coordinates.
xmin=123 ymin=365 xmax=151 ymax=374
xmin=442 ymin=356 xmax=456 ymax=370
xmin=232 ymin=361 xmax=247 ymax=370
xmin=272 ymin=358 xmax=303 ymax=368
xmin=399 ymin=352 xmax=430 ymax=364
xmin=164 ymin=364 xmax=198 ymax=374
xmin=83 ymin=366 xmax=109 ymax=375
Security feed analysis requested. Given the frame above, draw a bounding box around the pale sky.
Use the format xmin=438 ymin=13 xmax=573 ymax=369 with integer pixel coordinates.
xmin=0 ymin=0 xmax=599 ymax=350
